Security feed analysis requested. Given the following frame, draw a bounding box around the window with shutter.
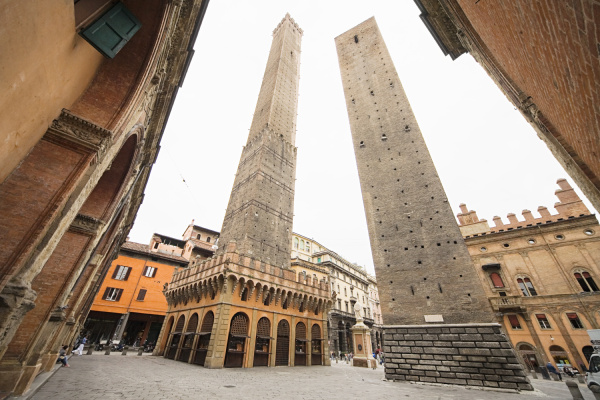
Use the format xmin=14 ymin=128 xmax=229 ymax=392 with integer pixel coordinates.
xmin=79 ymin=2 xmax=142 ymax=58
xmin=490 ymin=272 xmax=504 ymax=288
xmin=136 ymin=289 xmax=147 ymax=301
xmin=143 ymin=266 xmax=157 ymax=278
xmin=517 ymin=277 xmax=537 ymax=296
xmin=507 ymin=315 xmax=521 ymax=329
xmin=104 ymin=287 xmax=123 ymax=301
xmin=536 ymin=314 xmax=552 ymax=329
xmin=567 ymin=313 xmax=584 ymax=329
xmin=113 ymin=265 xmax=130 ymax=281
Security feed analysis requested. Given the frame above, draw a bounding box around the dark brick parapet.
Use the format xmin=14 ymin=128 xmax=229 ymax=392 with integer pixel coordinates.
xmin=382 ymin=324 xmax=532 ymax=390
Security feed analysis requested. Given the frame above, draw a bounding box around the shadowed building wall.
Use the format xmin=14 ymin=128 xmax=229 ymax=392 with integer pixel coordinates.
xmin=414 ymin=0 xmax=600 ymax=213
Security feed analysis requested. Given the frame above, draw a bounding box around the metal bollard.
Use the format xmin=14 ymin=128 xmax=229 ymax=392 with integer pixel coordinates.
xmin=86 ymin=346 xmax=94 ymax=355
xmin=565 ymin=380 xmax=584 ymax=400
xmin=121 ymin=345 xmax=128 ymax=356
xmin=335 ymin=357 xmax=338 ymax=364
xmin=104 ymin=347 xmax=111 ymax=355
xmin=137 ymin=347 xmax=143 ymax=356
xmin=530 ymin=370 xmax=538 ymax=379
xmin=590 ymin=385 xmax=600 ymax=400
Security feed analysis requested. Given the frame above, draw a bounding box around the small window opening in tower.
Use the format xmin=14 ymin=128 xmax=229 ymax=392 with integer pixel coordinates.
xmin=381 ymin=134 xmax=387 ymax=141
xmin=354 ymin=35 xmax=359 ymax=43
xmin=370 ymin=90 xmax=374 ymax=96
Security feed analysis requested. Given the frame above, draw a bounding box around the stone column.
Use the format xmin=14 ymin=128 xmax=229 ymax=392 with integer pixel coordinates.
xmin=270 ymin=312 xmax=278 ymax=367
xmin=290 ymin=315 xmax=296 ymax=366
xmin=247 ymin=309 xmax=258 ymax=367
xmin=204 ymin=282 xmax=232 ymax=368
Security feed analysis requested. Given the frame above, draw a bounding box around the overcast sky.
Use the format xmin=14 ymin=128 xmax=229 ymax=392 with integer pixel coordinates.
xmin=128 ymin=1 xmax=596 ymax=275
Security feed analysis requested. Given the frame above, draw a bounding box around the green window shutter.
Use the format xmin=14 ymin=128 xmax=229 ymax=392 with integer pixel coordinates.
xmin=80 ymin=2 xmax=142 ymax=59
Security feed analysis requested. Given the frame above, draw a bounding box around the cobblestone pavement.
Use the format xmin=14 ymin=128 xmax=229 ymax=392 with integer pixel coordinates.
xmin=28 ymin=353 xmax=596 ymax=400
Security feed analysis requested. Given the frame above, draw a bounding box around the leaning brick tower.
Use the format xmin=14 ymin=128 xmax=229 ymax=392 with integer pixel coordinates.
xmin=218 ymin=13 xmax=302 ymax=269
xmin=336 ymin=17 xmax=531 ymax=390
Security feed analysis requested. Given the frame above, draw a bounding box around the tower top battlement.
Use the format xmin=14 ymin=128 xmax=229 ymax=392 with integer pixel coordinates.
xmin=273 ymin=13 xmax=303 ymax=36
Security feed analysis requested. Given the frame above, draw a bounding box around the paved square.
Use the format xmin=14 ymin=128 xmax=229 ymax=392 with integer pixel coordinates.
xmin=29 ymin=353 xmax=596 ymax=399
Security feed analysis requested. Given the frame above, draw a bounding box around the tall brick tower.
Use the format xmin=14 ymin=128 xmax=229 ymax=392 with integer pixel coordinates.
xmin=336 ymin=18 xmax=531 ymax=390
xmin=158 ymin=15 xmax=331 ymax=370
xmin=218 ymin=13 xmax=302 ymax=269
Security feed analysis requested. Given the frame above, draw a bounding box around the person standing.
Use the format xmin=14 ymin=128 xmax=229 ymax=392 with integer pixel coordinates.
xmin=75 ymin=336 xmax=87 ymax=356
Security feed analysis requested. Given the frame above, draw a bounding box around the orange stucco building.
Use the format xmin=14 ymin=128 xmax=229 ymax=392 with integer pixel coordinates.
xmin=458 ymin=179 xmax=600 ymax=373
xmin=85 ymin=223 xmax=218 ymax=346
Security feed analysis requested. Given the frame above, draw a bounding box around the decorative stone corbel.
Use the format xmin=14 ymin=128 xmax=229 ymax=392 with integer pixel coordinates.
xmin=48 ymin=109 xmax=113 ymax=165
xmin=70 ymin=214 xmax=105 ymax=235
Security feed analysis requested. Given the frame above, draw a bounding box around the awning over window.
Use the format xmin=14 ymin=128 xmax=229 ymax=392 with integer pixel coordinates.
xmin=482 ymin=263 xmax=501 ymax=271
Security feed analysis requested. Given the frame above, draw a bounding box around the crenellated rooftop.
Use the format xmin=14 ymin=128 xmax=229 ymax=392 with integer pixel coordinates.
xmin=273 ymin=13 xmax=303 ymax=36
xmin=457 ymin=179 xmax=591 ymax=237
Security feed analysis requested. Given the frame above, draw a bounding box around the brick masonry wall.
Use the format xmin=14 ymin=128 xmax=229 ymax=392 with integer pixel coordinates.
xmin=218 ymin=15 xmax=302 ymax=268
xmin=335 ymin=17 xmax=493 ymax=326
xmin=383 ymin=324 xmax=532 ymax=390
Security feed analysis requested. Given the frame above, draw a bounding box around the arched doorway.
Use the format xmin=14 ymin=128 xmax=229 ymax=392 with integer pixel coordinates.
xmin=295 ymin=322 xmax=307 ymax=366
xmin=311 ymin=324 xmax=322 ymax=365
xmin=254 ymin=317 xmax=271 ymax=367
xmin=517 ymin=343 xmax=540 ymax=371
xmin=338 ymin=321 xmax=345 ymax=354
xmin=167 ymin=315 xmax=185 ymax=359
xmin=224 ymin=312 xmax=249 ymax=368
xmin=276 ymin=319 xmax=290 ymax=366
xmin=193 ymin=311 xmax=214 ymax=366
xmin=550 ymin=345 xmax=572 ymax=367
xmin=178 ymin=313 xmax=198 ymax=363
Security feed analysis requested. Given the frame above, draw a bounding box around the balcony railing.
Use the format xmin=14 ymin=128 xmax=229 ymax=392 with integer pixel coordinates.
xmin=489 ymin=296 xmax=524 ymax=311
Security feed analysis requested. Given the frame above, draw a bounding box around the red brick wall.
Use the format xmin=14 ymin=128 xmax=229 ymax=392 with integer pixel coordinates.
xmin=0 ymin=139 xmax=89 ymax=283
xmin=5 ymin=231 xmax=91 ymax=359
xmin=455 ymin=0 xmax=600 ymax=190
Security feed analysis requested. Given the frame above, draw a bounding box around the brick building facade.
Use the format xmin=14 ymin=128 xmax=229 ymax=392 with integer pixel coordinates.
xmin=414 ymin=0 xmax=600 ymax=214
xmin=0 ymin=1 xmax=209 ymax=396
xmin=155 ymin=14 xmax=333 ymax=369
xmin=458 ymin=179 xmax=600 ymax=373
xmin=336 ymin=17 xmax=530 ymax=390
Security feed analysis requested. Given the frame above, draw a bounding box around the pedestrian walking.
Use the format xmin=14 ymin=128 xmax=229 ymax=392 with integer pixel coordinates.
xmin=58 ymin=345 xmax=69 ymax=367
xmin=75 ymin=336 xmax=87 ymax=356
xmin=546 ymin=362 xmax=562 ymax=381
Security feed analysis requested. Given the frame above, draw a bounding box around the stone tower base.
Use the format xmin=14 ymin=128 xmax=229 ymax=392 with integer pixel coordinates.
xmin=382 ymin=323 xmax=532 ymax=391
